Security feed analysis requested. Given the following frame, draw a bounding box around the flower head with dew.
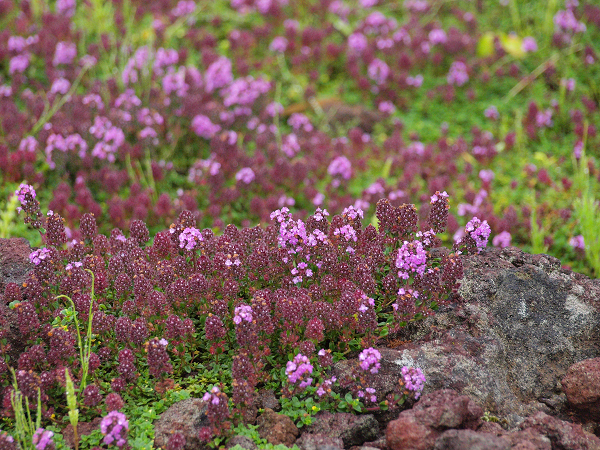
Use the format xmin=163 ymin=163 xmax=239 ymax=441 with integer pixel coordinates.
xmin=233 ymin=304 xmax=253 ymax=324
xmin=286 ymin=353 xmax=314 ymax=389
xmin=100 ymin=411 xmax=129 ymax=447
xmin=465 ymin=217 xmax=491 ymax=253
xmin=358 ymin=347 xmax=381 ymax=374
xmin=401 ymin=366 xmax=426 ymax=399
xmin=177 ymin=227 xmax=203 ymax=251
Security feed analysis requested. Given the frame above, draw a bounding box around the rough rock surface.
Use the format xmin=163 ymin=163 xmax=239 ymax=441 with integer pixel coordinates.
xmin=153 ymin=398 xmax=211 ymax=450
xmin=295 ymin=432 xmax=344 ymax=450
xmin=336 ymin=247 xmax=600 ymax=427
xmin=256 ymin=408 xmax=299 ymax=447
xmin=562 ymin=358 xmax=600 ymax=421
xmin=303 ymin=411 xmax=380 ymax=448
xmin=386 ymin=389 xmax=483 ymax=450
xmin=518 ymin=411 xmax=600 ymax=450
xmin=0 ymin=238 xmax=32 ymax=295
xmin=433 ymin=429 xmax=510 ymax=450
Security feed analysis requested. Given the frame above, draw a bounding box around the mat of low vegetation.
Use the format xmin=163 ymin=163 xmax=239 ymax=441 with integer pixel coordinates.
xmin=0 ymin=0 xmax=599 ymax=448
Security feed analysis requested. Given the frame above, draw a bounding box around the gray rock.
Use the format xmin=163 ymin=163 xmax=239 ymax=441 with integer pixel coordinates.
xmin=433 ymin=429 xmax=510 ymax=450
xmin=305 ymin=411 xmax=379 ymax=448
xmin=153 ymin=398 xmax=210 ymax=450
xmin=342 ymin=247 xmax=600 ymax=423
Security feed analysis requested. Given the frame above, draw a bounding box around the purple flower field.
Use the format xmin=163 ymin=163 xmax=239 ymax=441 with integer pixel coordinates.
xmin=0 ymin=0 xmax=599 ymax=447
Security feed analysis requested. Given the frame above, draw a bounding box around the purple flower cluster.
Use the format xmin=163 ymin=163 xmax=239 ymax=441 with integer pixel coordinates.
xmin=14 ymin=184 xmax=36 ymax=208
xmin=447 ymin=61 xmax=469 ymax=86
xmin=569 ymin=235 xmax=585 ymax=250
xmin=100 ymin=411 xmax=129 ymax=447
xmin=286 ymin=353 xmax=314 ymax=389
xmin=554 ymin=9 xmax=586 ymax=34
xmin=53 ymin=42 xmax=77 ymax=66
xmin=233 ymin=304 xmax=253 ymax=324
xmin=327 ymin=156 xmax=352 ymax=181
xmin=358 ymin=347 xmax=381 ymax=374
xmin=465 ymin=217 xmax=491 ymax=253
xmin=396 ymin=240 xmax=428 ymax=280
xmin=357 ymin=387 xmax=377 ymax=403
xmin=191 ymin=115 xmax=221 ymax=139
xmin=235 ymin=167 xmax=255 ymax=184
xmin=177 ymin=227 xmax=203 ymax=251
xmin=29 ymin=248 xmax=51 ymax=265
xmin=203 ymin=385 xmax=223 ymax=405
xmin=401 ymin=366 xmax=426 ymax=399
xmin=201 ymin=385 xmax=231 ymax=438
xmin=492 ymin=231 xmax=512 ymax=248
xmin=32 ymin=428 xmax=54 ymax=450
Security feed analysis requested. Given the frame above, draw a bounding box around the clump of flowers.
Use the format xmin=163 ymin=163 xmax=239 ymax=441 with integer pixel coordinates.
xmin=401 ymin=366 xmax=426 ymax=399
xmin=199 ymin=386 xmax=231 ymax=442
xmin=177 ymin=227 xmax=203 ymax=251
xmin=465 ymin=217 xmax=491 ymax=253
xmin=396 ymin=240 xmax=428 ymax=279
xmin=32 ymin=428 xmax=55 ymax=450
xmin=100 ymin=411 xmax=129 ymax=448
xmin=14 ymin=184 xmax=43 ymax=229
xmin=29 ymin=248 xmax=51 ymax=266
xmin=358 ymin=347 xmax=381 ymax=374
xmin=5 ymin=189 xmax=476 ymax=445
xmin=286 ymin=353 xmax=314 ymax=389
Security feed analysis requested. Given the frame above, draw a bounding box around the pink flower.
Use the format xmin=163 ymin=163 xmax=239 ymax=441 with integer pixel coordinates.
xmin=9 ymin=54 xmax=30 ymax=74
xmin=53 ymin=42 xmax=77 ymax=66
xmin=367 ymin=59 xmax=390 ymax=85
xmin=447 ymin=61 xmax=469 ymax=86
xmin=348 ymin=33 xmax=368 ymax=53
xmin=521 ymin=37 xmax=538 ymax=53
xmin=428 ymin=29 xmax=447 ymax=45
xmin=484 ymin=105 xmax=499 ymax=120
xmin=269 ymin=36 xmax=288 ymax=52
xmin=235 ymin=167 xmax=255 ymax=184
xmin=569 ymin=235 xmax=585 ymax=250
xmin=492 ymin=231 xmax=512 ymax=248
xmin=192 ymin=115 xmax=221 ymax=139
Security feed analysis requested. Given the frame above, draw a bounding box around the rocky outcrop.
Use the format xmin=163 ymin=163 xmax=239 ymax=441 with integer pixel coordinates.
xmin=347 ymin=247 xmax=600 ymax=428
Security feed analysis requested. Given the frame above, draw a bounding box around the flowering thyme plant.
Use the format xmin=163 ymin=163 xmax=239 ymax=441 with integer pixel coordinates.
xmin=1 ymin=190 xmax=485 ymax=444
